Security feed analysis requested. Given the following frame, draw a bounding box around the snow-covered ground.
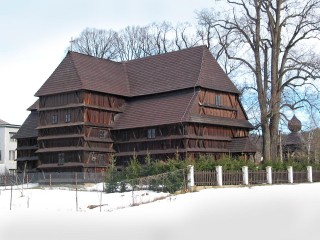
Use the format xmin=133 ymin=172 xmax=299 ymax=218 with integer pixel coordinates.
xmin=1 ymin=183 xmax=319 ymax=240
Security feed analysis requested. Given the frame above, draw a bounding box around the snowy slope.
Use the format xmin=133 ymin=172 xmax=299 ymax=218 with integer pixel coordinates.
xmin=1 ymin=183 xmax=319 ymax=240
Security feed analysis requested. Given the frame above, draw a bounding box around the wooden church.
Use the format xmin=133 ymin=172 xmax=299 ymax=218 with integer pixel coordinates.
xmin=16 ymin=46 xmax=256 ymax=172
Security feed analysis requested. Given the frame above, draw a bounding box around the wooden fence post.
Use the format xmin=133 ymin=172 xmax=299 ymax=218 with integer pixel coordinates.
xmin=307 ymin=166 xmax=313 ymax=183
xmin=287 ymin=166 xmax=293 ymax=184
xmin=187 ymin=165 xmax=195 ymax=190
xmin=266 ymin=166 xmax=272 ymax=184
xmin=216 ymin=166 xmax=223 ymax=186
xmin=242 ymin=166 xmax=249 ymax=185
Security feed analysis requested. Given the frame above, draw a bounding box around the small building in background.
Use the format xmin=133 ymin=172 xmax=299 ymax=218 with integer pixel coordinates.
xmin=0 ymin=119 xmax=20 ymax=174
xmin=282 ymin=115 xmax=307 ymax=160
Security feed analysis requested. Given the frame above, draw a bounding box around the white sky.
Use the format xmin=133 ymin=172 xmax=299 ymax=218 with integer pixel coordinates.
xmin=0 ymin=0 xmax=214 ymax=125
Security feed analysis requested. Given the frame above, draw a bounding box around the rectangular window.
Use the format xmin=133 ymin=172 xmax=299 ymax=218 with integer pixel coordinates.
xmin=52 ymin=115 xmax=58 ymax=124
xmin=65 ymin=113 xmax=71 ymax=122
xmin=215 ymin=95 xmax=221 ymax=106
xmin=147 ymin=128 xmax=156 ymax=139
xmin=98 ymin=154 xmax=104 ymax=164
xmin=99 ymin=130 xmax=106 ymax=139
xmin=58 ymin=153 xmax=65 ymax=165
xmin=9 ymin=150 xmax=15 ymax=161
xmin=9 ymin=132 xmax=16 ymax=142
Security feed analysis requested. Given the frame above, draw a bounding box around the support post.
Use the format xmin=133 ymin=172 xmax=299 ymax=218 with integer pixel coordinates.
xmin=242 ymin=166 xmax=249 ymax=185
xmin=287 ymin=166 xmax=293 ymax=184
xmin=216 ymin=166 xmax=223 ymax=186
xmin=266 ymin=166 xmax=272 ymax=185
xmin=307 ymin=166 xmax=313 ymax=183
xmin=187 ymin=165 xmax=195 ymax=190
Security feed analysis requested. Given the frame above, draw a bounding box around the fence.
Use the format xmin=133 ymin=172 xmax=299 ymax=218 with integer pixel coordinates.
xmin=0 ymin=171 xmax=105 ymax=187
xmin=194 ymin=166 xmax=319 ymax=187
xmin=1 ymin=166 xmax=320 ymax=189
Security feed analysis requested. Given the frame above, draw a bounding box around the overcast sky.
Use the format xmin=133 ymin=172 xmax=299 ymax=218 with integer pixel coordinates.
xmin=0 ymin=0 xmax=214 ymax=125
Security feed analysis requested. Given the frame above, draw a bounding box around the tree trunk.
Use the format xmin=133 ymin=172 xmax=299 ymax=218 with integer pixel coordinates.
xmin=270 ymin=112 xmax=280 ymax=161
xmin=261 ymin=121 xmax=271 ymax=162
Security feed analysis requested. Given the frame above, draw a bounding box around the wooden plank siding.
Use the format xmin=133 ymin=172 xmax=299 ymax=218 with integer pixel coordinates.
xmin=19 ymin=46 xmax=256 ymax=173
xmin=37 ymin=90 xmax=125 ymax=172
xmin=195 ymin=89 xmax=246 ymax=119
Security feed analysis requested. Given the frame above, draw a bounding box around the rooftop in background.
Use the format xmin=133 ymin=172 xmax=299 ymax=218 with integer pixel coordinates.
xmin=0 ymin=119 xmax=9 ymax=125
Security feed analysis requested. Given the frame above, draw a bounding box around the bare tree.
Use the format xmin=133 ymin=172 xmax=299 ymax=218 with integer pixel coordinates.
xmin=70 ymin=22 xmax=202 ymax=61
xmin=70 ymin=28 xmax=118 ymax=59
xmin=197 ymin=0 xmax=320 ymax=162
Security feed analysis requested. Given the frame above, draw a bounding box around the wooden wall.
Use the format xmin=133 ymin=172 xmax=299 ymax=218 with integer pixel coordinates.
xmin=37 ymin=90 xmax=125 ymax=172
xmin=193 ymin=89 xmax=246 ymax=119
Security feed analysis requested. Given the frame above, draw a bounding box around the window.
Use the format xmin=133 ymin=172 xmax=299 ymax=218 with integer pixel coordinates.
xmin=99 ymin=130 xmax=106 ymax=139
xmin=215 ymin=95 xmax=221 ymax=106
xmin=65 ymin=113 xmax=71 ymax=122
xmin=58 ymin=153 xmax=65 ymax=165
xmin=52 ymin=115 xmax=58 ymax=124
xmin=9 ymin=150 xmax=15 ymax=161
xmin=98 ymin=154 xmax=104 ymax=164
xmin=147 ymin=128 xmax=156 ymax=139
xmin=9 ymin=132 xmax=16 ymax=142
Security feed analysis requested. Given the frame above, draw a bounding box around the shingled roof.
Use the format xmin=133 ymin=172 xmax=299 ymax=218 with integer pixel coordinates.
xmin=112 ymin=89 xmax=197 ymax=130
xmin=15 ymin=101 xmax=39 ymax=139
xmin=112 ymin=88 xmax=253 ymax=130
xmin=227 ymin=137 xmax=257 ymax=153
xmin=14 ymin=112 xmax=38 ymax=139
xmin=35 ymin=46 xmax=239 ymax=97
xmin=35 ymin=52 xmax=130 ymax=97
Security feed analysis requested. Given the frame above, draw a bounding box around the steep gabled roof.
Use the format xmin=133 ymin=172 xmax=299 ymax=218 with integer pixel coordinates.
xmin=35 ymin=46 xmax=239 ymax=97
xmin=124 ymin=47 xmax=203 ymax=96
xmin=125 ymin=46 xmax=239 ymax=96
xmin=35 ymin=52 xmax=130 ymax=97
xmin=197 ymin=47 xmax=239 ymax=93
xmin=14 ymin=111 xmax=38 ymax=139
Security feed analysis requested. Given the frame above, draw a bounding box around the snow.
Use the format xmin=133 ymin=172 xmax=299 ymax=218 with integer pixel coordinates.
xmin=1 ymin=183 xmax=320 ymax=240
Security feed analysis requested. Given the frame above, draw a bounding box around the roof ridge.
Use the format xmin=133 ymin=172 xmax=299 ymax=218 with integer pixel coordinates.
xmin=195 ymin=45 xmax=207 ymax=88
xmin=179 ymin=46 xmax=206 ymax=122
xmin=68 ymin=52 xmax=85 ymax=89
xmin=180 ymin=89 xmax=198 ymax=122
xmin=122 ymin=62 xmax=131 ymax=96
xmin=124 ymin=45 xmax=206 ymax=63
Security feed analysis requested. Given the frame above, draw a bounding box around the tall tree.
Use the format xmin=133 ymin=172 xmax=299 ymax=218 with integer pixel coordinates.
xmin=197 ymin=0 xmax=320 ymax=162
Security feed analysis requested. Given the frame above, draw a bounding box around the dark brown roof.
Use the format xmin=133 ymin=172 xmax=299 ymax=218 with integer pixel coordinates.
xmin=227 ymin=137 xmax=257 ymax=153
xmin=197 ymin=47 xmax=239 ymax=93
xmin=112 ymin=89 xmax=197 ymax=130
xmin=283 ymin=132 xmax=306 ymax=146
xmin=188 ymin=115 xmax=254 ymax=129
xmin=14 ymin=111 xmax=38 ymax=139
xmin=35 ymin=46 xmax=239 ymax=97
xmin=27 ymin=100 xmax=39 ymax=111
xmin=35 ymin=52 xmax=130 ymax=97
xmin=112 ymin=88 xmax=253 ymax=130
xmin=124 ymin=46 xmax=239 ymax=96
